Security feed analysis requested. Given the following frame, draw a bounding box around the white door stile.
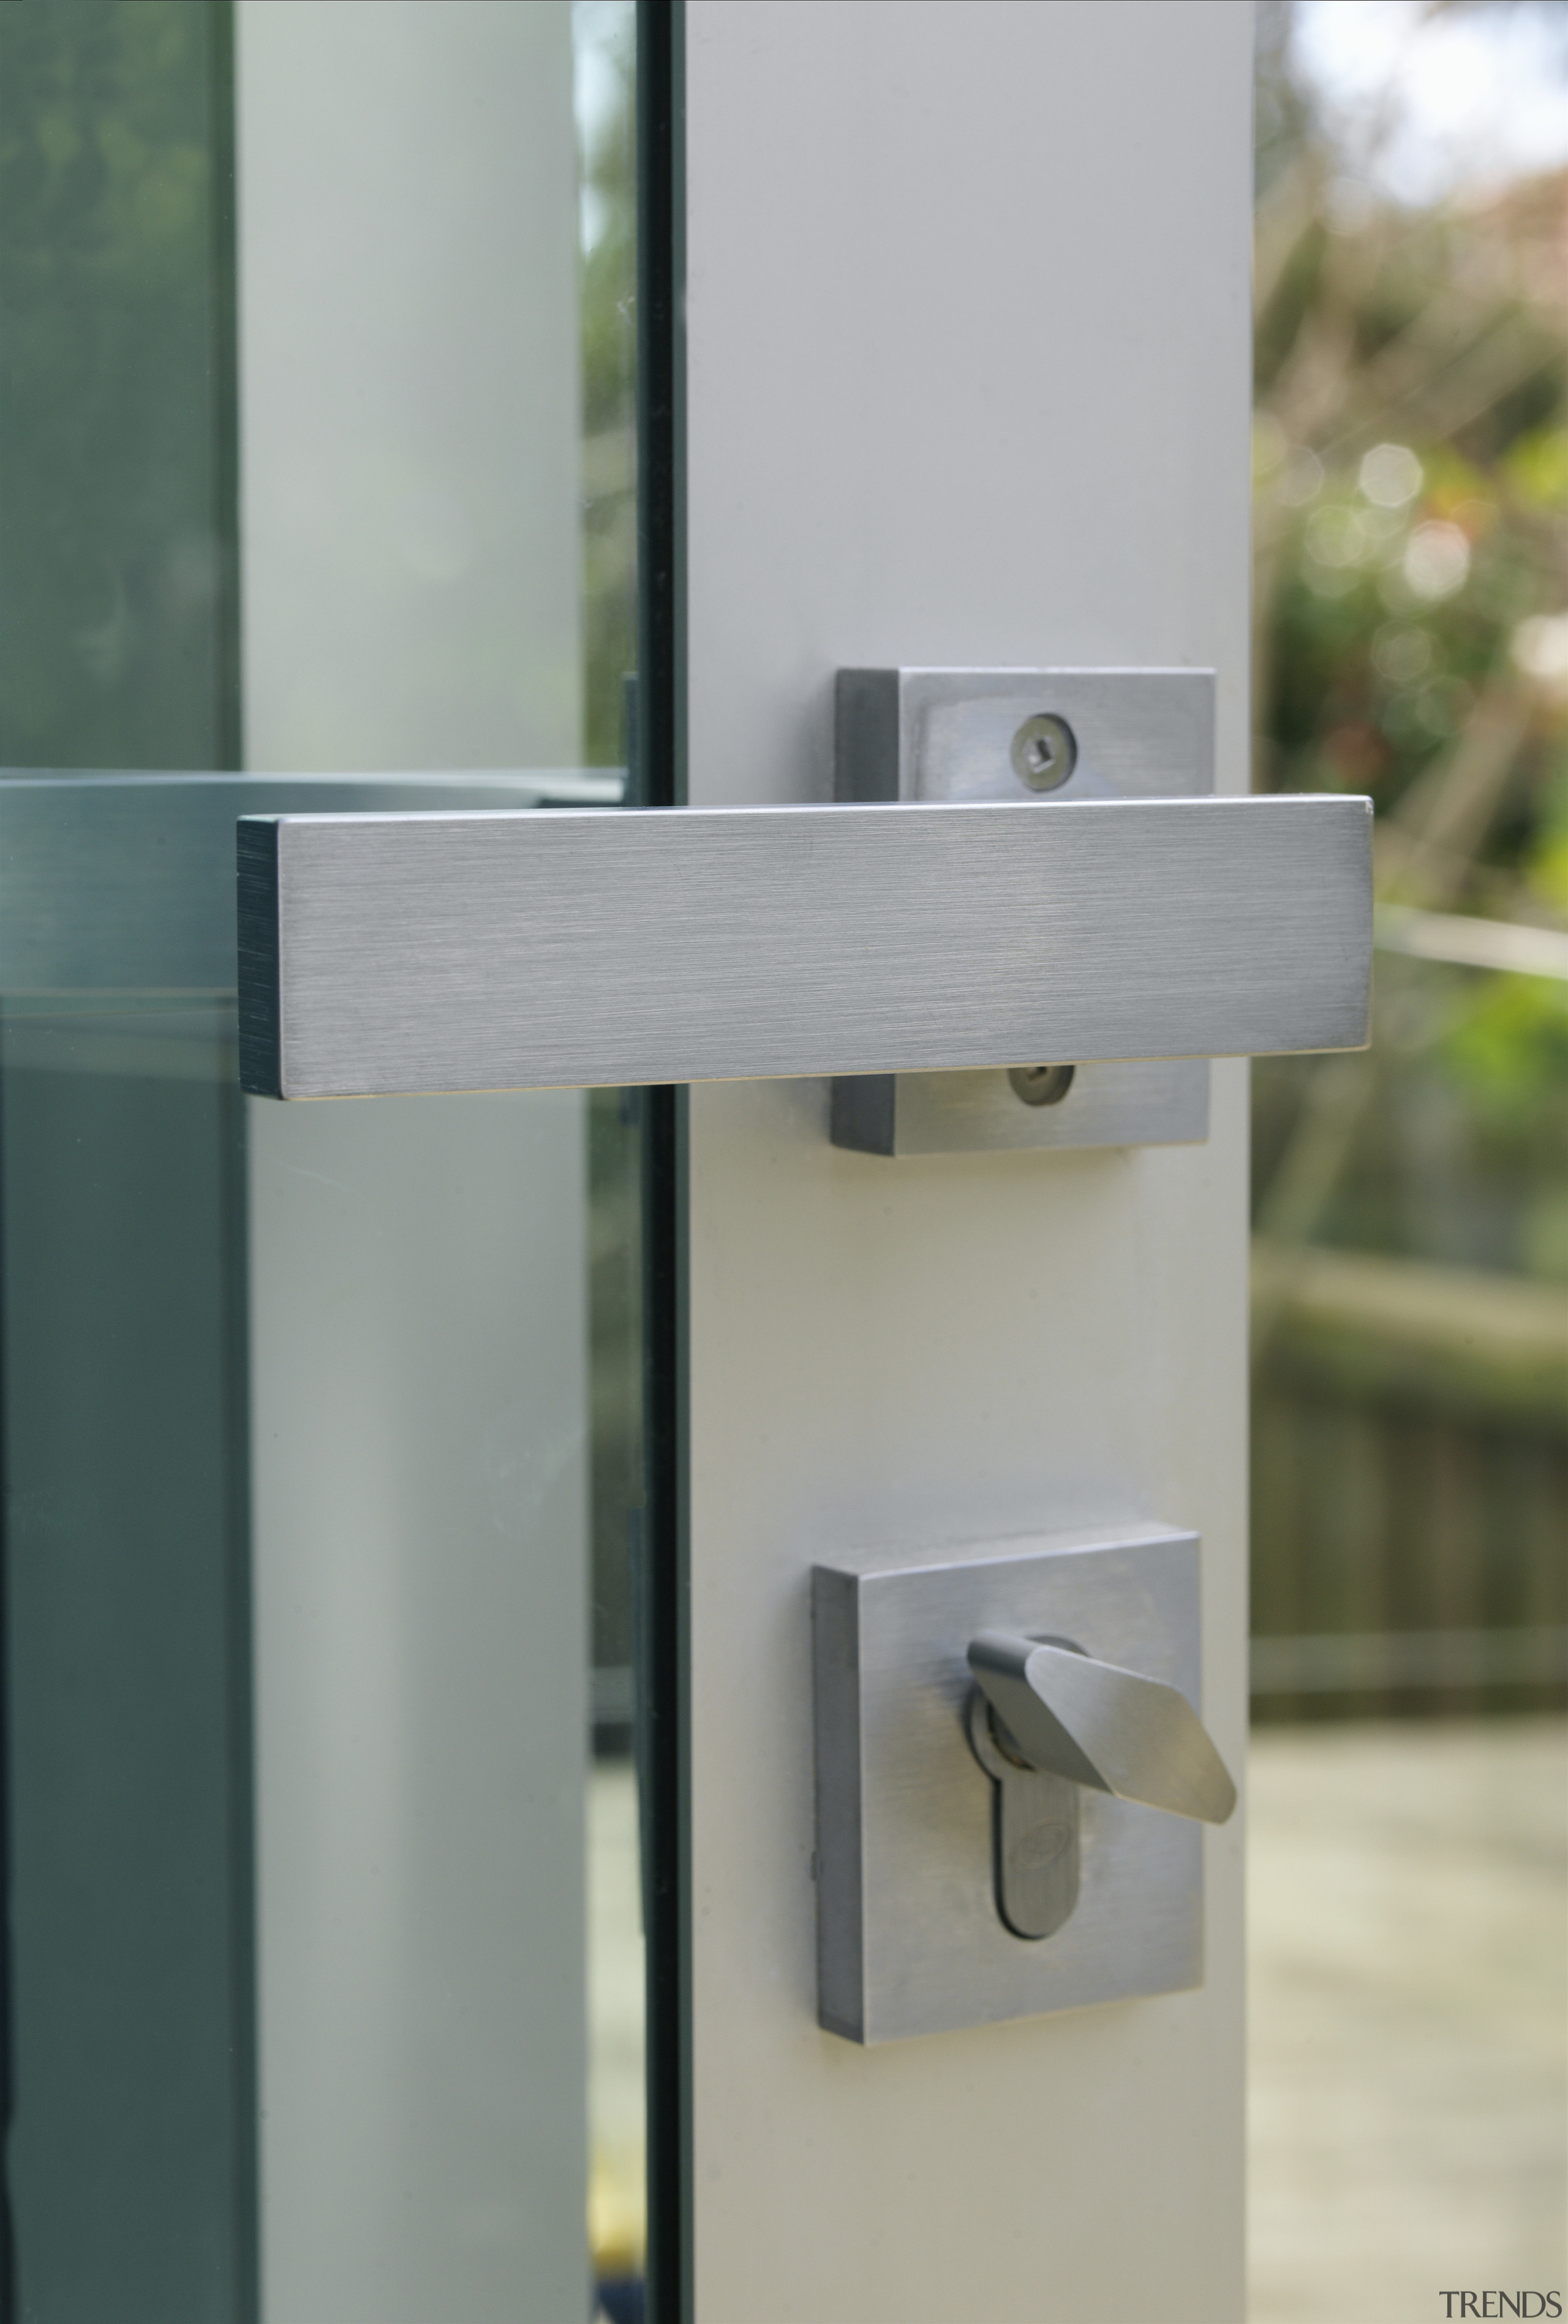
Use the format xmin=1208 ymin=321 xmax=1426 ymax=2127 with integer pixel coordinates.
xmin=683 ymin=6 xmax=1253 ymax=2317
xmin=235 ymin=9 xmax=593 ymax=2317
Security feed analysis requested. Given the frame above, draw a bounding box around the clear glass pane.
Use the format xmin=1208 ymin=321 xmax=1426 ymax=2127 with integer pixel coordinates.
xmin=0 ymin=6 xmax=647 ymax=2319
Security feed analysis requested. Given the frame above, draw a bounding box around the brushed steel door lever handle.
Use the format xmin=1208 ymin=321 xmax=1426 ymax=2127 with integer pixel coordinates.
xmin=967 ymin=1630 xmax=1237 ymax=1827
xmin=238 ymin=670 xmax=1371 ymax=1106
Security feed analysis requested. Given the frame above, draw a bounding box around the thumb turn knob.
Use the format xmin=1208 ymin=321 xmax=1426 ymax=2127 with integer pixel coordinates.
xmin=967 ymin=1631 xmax=1237 ymax=1826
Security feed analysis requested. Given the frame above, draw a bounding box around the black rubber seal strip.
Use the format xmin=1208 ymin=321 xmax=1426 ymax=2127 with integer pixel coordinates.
xmin=635 ymin=7 xmax=690 ymax=2323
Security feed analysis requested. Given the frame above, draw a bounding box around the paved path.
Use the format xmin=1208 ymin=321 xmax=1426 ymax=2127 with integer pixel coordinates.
xmin=1250 ymin=1718 xmax=1567 ymax=2322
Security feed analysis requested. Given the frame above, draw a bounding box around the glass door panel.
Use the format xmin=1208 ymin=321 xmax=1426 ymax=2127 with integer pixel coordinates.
xmin=0 ymin=6 xmax=647 ymax=2320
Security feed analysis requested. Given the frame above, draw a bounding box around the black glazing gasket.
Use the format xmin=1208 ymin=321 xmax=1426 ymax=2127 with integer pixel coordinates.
xmin=634 ymin=8 xmax=689 ymax=2324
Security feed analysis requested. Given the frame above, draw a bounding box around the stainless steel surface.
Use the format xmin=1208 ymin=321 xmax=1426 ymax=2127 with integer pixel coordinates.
xmin=831 ymin=667 xmax=1230 ymax=1155
xmin=968 ymin=1632 xmax=1238 ymax=1825
xmin=239 ymin=791 xmax=1371 ymax=1099
xmin=831 ymin=1055 xmax=1211 ymax=1156
xmin=811 ymin=1524 xmax=1209 ymax=2044
xmin=965 ymin=1690 xmax=1081 ymax=1940
xmin=835 ymin=668 xmax=1217 ymax=807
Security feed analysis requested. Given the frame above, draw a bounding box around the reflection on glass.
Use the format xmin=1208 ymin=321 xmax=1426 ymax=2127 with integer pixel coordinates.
xmin=0 ymin=0 xmax=240 ymax=772
xmin=0 ymin=4 xmax=648 ymax=2318
xmin=1 ymin=968 xmax=254 ymax=2322
xmin=576 ymin=7 xmax=647 ymax=2312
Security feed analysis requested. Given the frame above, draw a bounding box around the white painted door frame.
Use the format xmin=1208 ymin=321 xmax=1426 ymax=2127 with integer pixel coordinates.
xmin=682 ymin=6 xmax=1252 ymax=2315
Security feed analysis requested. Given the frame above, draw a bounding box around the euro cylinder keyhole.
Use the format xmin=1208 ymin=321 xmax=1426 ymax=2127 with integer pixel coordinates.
xmin=966 ymin=1685 xmax=1082 ymax=1941
xmin=1010 ymin=711 xmax=1077 ymax=793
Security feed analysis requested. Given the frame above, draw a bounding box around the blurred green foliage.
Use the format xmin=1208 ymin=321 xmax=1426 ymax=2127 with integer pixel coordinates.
xmin=1252 ymin=4 xmax=1568 ymax=1284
